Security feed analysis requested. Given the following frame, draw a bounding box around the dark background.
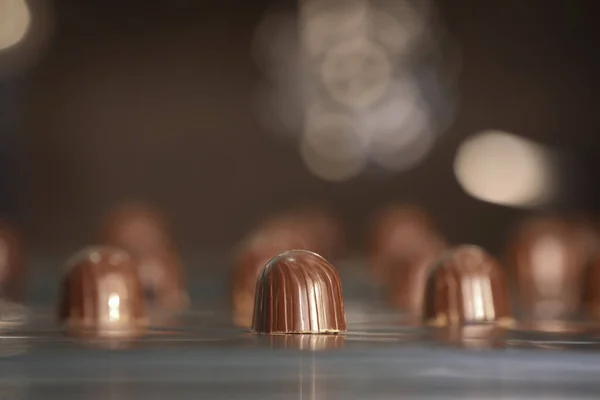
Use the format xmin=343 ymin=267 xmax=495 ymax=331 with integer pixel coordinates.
xmin=1 ymin=0 xmax=599 ymax=260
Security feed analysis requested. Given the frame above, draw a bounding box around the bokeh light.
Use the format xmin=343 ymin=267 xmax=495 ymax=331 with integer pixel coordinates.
xmin=0 ymin=0 xmax=31 ymax=52
xmin=454 ymin=130 xmax=557 ymax=208
xmin=320 ymin=36 xmax=392 ymax=109
xmin=251 ymin=0 xmax=459 ymax=181
xmin=300 ymin=111 xmax=368 ymax=182
xmin=362 ymin=80 xmax=434 ymax=171
xmin=300 ymin=0 xmax=370 ymax=58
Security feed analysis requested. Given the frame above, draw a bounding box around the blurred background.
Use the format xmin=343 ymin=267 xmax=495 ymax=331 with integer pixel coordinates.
xmin=1 ymin=0 xmax=599 ymax=261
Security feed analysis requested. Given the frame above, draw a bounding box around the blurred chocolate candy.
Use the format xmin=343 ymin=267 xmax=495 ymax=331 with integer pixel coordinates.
xmin=386 ymin=246 xmax=444 ymax=318
xmin=231 ymin=226 xmax=311 ymax=328
xmin=101 ymin=203 xmax=188 ymax=311
xmin=0 ymin=222 xmax=25 ymax=302
xmin=369 ymin=204 xmax=446 ymax=286
xmin=423 ymin=245 xmax=513 ymax=327
xmin=581 ymin=253 xmax=600 ymax=320
xmin=252 ymin=250 xmax=346 ymax=334
xmin=507 ymin=216 xmax=597 ymax=321
xmin=260 ymin=206 xmax=345 ymax=260
xmin=59 ymin=247 xmax=147 ymax=338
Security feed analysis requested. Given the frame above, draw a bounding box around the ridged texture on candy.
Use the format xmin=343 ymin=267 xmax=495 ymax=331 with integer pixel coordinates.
xmin=424 ymin=245 xmax=513 ymax=326
xmin=231 ymin=227 xmax=312 ymax=328
xmin=252 ymin=250 xmax=346 ymax=334
xmin=59 ymin=247 xmax=147 ymax=338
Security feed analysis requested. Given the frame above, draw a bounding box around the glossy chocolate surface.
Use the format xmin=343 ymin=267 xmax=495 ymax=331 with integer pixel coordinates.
xmin=100 ymin=203 xmax=188 ymax=311
xmin=507 ymin=216 xmax=597 ymax=320
xmin=59 ymin=247 xmax=148 ymax=338
xmin=252 ymin=250 xmax=346 ymax=334
xmin=0 ymin=222 xmax=25 ymax=301
xmin=423 ymin=245 xmax=513 ymax=327
xmin=231 ymin=227 xmax=311 ymax=328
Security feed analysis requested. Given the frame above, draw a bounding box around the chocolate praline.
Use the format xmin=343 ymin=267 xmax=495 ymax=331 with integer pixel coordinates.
xmin=252 ymin=250 xmax=346 ymax=334
xmin=58 ymin=247 xmax=148 ymax=338
xmin=231 ymin=226 xmax=311 ymax=328
xmin=423 ymin=245 xmax=513 ymax=327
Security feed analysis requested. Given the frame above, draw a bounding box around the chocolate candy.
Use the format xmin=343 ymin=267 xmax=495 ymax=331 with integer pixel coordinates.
xmin=100 ymin=203 xmax=188 ymax=311
xmin=507 ymin=216 xmax=597 ymax=321
xmin=423 ymin=245 xmax=513 ymax=327
xmin=369 ymin=205 xmax=446 ymax=286
xmin=0 ymin=222 xmax=25 ymax=302
xmin=385 ymin=248 xmax=443 ymax=319
xmin=231 ymin=226 xmax=311 ymax=328
xmin=252 ymin=250 xmax=346 ymax=334
xmin=58 ymin=247 xmax=147 ymax=338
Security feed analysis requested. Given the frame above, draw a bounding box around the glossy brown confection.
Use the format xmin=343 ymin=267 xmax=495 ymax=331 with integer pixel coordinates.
xmin=507 ymin=216 xmax=597 ymax=321
xmin=58 ymin=247 xmax=148 ymax=338
xmin=423 ymin=245 xmax=513 ymax=327
xmin=100 ymin=203 xmax=189 ymax=311
xmin=369 ymin=205 xmax=446 ymax=286
xmin=231 ymin=226 xmax=312 ymax=328
xmin=252 ymin=250 xmax=346 ymax=334
xmin=0 ymin=222 xmax=26 ymax=302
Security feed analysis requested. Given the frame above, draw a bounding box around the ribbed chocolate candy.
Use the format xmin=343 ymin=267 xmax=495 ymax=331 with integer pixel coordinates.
xmin=59 ymin=247 xmax=147 ymax=338
xmin=252 ymin=250 xmax=346 ymax=334
xmin=424 ymin=245 xmax=513 ymax=327
xmin=0 ymin=222 xmax=25 ymax=302
xmin=369 ymin=205 xmax=445 ymax=286
xmin=100 ymin=203 xmax=189 ymax=311
xmin=231 ymin=226 xmax=311 ymax=328
xmin=507 ymin=216 xmax=596 ymax=321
